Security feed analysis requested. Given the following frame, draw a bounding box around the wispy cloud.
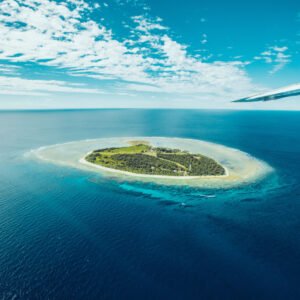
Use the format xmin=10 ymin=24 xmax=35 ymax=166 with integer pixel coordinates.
xmin=254 ymin=46 xmax=291 ymax=74
xmin=0 ymin=76 xmax=105 ymax=96
xmin=0 ymin=0 xmax=257 ymax=100
xmin=200 ymin=34 xmax=208 ymax=45
xmin=0 ymin=64 xmax=20 ymax=75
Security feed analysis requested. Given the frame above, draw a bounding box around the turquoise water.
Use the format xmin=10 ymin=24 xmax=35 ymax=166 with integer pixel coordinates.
xmin=0 ymin=109 xmax=299 ymax=299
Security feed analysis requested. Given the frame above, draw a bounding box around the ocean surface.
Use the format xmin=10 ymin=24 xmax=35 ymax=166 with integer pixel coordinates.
xmin=0 ymin=109 xmax=299 ymax=299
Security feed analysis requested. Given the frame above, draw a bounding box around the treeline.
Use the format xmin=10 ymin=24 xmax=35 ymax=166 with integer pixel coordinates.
xmin=112 ymin=154 xmax=185 ymax=175
xmin=86 ymin=147 xmax=225 ymax=177
xmin=86 ymin=153 xmax=98 ymax=162
xmin=155 ymin=147 xmax=182 ymax=153
xmin=94 ymin=147 xmax=118 ymax=153
xmin=157 ymin=153 xmax=225 ymax=176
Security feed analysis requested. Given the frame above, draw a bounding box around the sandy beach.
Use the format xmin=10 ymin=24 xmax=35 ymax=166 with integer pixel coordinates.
xmin=29 ymin=137 xmax=273 ymax=188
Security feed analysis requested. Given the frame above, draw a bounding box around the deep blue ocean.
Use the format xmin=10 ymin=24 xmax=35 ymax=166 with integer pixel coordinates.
xmin=0 ymin=109 xmax=299 ymax=299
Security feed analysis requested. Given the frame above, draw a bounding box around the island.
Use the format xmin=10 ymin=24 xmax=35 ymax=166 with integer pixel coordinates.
xmin=85 ymin=142 xmax=225 ymax=177
xmin=31 ymin=137 xmax=272 ymax=188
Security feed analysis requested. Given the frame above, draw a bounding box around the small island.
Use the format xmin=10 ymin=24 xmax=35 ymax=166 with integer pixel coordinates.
xmin=85 ymin=142 xmax=225 ymax=177
xmin=32 ymin=137 xmax=272 ymax=187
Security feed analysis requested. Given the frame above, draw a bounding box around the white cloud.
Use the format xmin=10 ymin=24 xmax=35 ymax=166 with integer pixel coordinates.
xmin=125 ymin=83 xmax=162 ymax=92
xmin=0 ymin=64 xmax=20 ymax=75
xmin=0 ymin=0 xmax=258 ymax=101
xmin=0 ymin=76 xmax=104 ymax=96
xmin=254 ymin=46 xmax=291 ymax=74
xmin=132 ymin=15 xmax=168 ymax=32
xmin=201 ymin=34 xmax=208 ymax=45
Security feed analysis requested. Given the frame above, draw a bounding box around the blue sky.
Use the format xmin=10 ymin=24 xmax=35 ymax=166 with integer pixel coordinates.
xmin=0 ymin=0 xmax=299 ymax=109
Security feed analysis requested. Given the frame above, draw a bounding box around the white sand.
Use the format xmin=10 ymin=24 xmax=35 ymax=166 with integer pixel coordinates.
xmin=29 ymin=137 xmax=273 ymax=188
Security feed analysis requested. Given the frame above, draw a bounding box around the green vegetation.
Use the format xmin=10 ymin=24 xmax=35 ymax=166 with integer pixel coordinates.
xmin=86 ymin=143 xmax=225 ymax=176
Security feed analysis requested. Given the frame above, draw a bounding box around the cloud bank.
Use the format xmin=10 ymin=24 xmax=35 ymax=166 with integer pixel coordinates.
xmin=0 ymin=0 xmax=258 ymax=104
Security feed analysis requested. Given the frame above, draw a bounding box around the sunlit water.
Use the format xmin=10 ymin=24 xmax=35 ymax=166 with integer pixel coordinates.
xmin=0 ymin=109 xmax=299 ymax=299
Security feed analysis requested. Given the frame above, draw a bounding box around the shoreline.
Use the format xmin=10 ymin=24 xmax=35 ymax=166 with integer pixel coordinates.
xmin=29 ymin=136 xmax=273 ymax=188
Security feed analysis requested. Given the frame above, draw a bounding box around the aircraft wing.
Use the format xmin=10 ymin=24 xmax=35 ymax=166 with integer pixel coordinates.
xmin=233 ymin=83 xmax=300 ymax=102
